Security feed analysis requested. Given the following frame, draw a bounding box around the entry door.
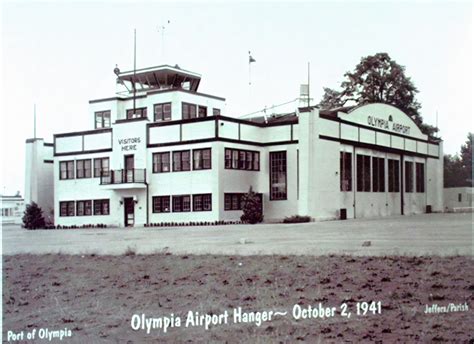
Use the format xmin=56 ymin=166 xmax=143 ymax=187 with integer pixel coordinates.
xmin=124 ymin=197 xmax=135 ymax=227
xmin=124 ymin=155 xmax=134 ymax=183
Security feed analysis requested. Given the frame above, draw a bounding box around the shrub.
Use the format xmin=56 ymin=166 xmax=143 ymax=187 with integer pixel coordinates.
xmin=283 ymin=215 xmax=311 ymax=223
xmin=240 ymin=186 xmax=263 ymax=224
xmin=22 ymin=202 xmax=46 ymax=229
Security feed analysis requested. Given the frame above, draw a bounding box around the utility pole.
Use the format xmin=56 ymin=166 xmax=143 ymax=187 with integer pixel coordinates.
xmin=133 ymin=29 xmax=136 ymax=116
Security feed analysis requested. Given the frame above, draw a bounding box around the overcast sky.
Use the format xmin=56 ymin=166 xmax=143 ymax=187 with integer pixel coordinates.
xmin=1 ymin=1 xmax=472 ymax=196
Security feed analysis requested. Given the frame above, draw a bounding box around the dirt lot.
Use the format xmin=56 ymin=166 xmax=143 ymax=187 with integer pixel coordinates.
xmin=2 ymin=253 xmax=473 ymax=343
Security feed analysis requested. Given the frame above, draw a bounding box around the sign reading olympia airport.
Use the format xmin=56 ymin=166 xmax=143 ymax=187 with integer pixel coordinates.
xmin=341 ymin=103 xmax=426 ymax=140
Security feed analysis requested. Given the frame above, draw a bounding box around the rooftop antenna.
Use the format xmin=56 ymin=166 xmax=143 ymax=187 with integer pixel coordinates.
xmin=436 ymin=109 xmax=439 ymax=138
xmin=33 ymin=104 xmax=37 ymax=139
xmin=133 ymin=28 xmax=137 ymax=116
xmin=307 ymin=62 xmax=310 ymax=109
xmin=157 ymin=20 xmax=171 ymax=61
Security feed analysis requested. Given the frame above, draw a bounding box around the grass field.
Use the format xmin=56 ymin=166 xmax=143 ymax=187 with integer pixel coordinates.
xmin=3 ymin=253 xmax=473 ymax=343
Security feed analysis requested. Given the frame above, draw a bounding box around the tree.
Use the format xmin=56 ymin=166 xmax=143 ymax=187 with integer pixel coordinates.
xmin=240 ymin=187 xmax=263 ymax=224
xmin=22 ymin=202 xmax=45 ymax=229
xmin=444 ymin=133 xmax=473 ymax=187
xmin=318 ymin=53 xmax=438 ymax=138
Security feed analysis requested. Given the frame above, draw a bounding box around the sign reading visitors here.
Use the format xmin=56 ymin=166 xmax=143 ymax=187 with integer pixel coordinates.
xmin=118 ymin=137 xmax=141 ymax=151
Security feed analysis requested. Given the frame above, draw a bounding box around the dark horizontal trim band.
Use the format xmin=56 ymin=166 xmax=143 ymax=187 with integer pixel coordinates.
xmin=148 ymin=115 xmax=215 ymax=128
xmin=319 ymin=114 xmax=440 ymax=145
xmin=54 ymin=148 xmax=112 ymax=157
xmin=89 ymin=89 xmax=225 ymax=104
xmin=44 ymin=142 xmax=54 ymax=147
xmin=319 ymin=135 xmax=439 ymax=159
xmin=54 ymin=128 xmax=112 ymax=138
xmin=148 ymin=137 xmax=298 ymax=148
xmin=43 ymin=159 xmax=54 ymax=164
xmin=115 ymin=117 xmax=150 ymax=124
xmin=25 ymin=138 xmax=54 ymax=147
xmin=89 ymin=95 xmax=147 ymax=104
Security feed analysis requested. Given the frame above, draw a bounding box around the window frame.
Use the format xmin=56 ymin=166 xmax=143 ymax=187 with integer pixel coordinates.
xmin=94 ymin=110 xmax=111 ymax=129
xmin=59 ymin=161 xmax=75 ymax=180
xmin=388 ymin=159 xmax=400 ymax=193
xmin=415 ymin=162 xmax=425 ymax=193
xmin=356 ymin=154 xmax=371 ymax=192
xmin=153 ymin=152 xmax=171 ymax=173
xmin=153 ymin=102 xmax=172 ymax=122
xmin=93 ymin=157 xmax=110 ymax=178
xmin=76 ymin=200 xmax=92 ymax=216
xmin=405 ymin=161 xmax=414 ymax=193
xmin=152 ymin=196 xmax=171 ymax=213
xmin=76 ymin=159 xmax=92 ymax=179
xmin=126 ymin=107 xmax=147 ymax=119
xmin=172 ymin=150 xmax=191 ymax=172
xmin=213 ymin=108 xmax=221 ymax=116
xmin=93 ymin=199 xmax=110 ymax=215
xmin=340 ymin=151 xmax=352 ymax=192
xmin=172 ymin=195 xmax=191 ymax=212
xmin=59 ymin=201 xmax=75 ymax=217
xmin=193 ymin=148 xmax=212 ymax=170
xmin=269 ymin=151 xmax=287 ymax=200
xmin=182 ymin=102 xmax=197 ymax=119
xmin=372 ymin=157 xmax=385 ymax=193
xmin=192 ymin=194 xmax=212 ymax=212
xmin=224 ymin=148 xmax=260 ymax=171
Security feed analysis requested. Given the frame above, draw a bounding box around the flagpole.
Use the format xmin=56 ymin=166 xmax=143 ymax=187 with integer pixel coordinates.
xmin=133 ymin=28 xmax=136 ymax=116
xmin=34 ymin=104 xmax=37 ymax=139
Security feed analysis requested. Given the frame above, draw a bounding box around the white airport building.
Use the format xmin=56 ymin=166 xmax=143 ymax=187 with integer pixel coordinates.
xmin=25 ymin=64 xmax=444 ymax=227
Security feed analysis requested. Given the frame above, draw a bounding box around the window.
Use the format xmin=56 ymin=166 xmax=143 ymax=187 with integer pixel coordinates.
xmin=94 ymin=158 xmax=110 ymax=177
xmin=224 ymin=148 xmax=260 ymax=171
xmin=193 ymin=194 xmax=212 ymax=211
xmin=76 ymin=159 xmax=92 ymax=179
xmin=126 ymin=107 xmax=147 ymax=119
xmin=213 ymin=108 xmax=221 ymax=116
xmin=193 ymin=148 xmax=211 ymax=170
xmin=458 ymin=193 xmax=462 ymax=202
xmin=60 ymin=201 xmax=75 ymax=216
xmin=198 ymin=106 xmax=207 ymax=118
xmin=172 ymin=150 xmax=191 ymax=171
xmin=405 ymin=161 xmax=414 ymax=193
xmin=153 ymin=196 xmax=170 ymax=213
xmin=372 ymin=157 xmax=385 ymax=192
xmin=356 ymin=154 xmax=371 ymax=192
xmin=182 ymin=102 xmax=197 ymax=119
xmin=95 ymin=111 xmax=111 ymax=129
xmin=76 ymin=200 xmax=92 ymax=216
xmin=270 ymin=151 xmax=287 ymax=200
xmin=172 ymin=195 xmax=191 ymax=212
xmin=340 ymin=152 xmax=352 ymax=192
xmin=154 ymin=103 xmax=172 ymax=122
xmin=224 ymin=193 xmax=263 ymax=211
xmin=388 ymin=159 xmax=400 ymax=192
xmin=416 ymin=162 xmax=425 ymax=193
xmin=93 ymin=199 xmax=110 ymax=215
xmin=153 ymin=152 xmax=171 ymax=173
xmin=60 ymin=161 xmax=74 ymax=180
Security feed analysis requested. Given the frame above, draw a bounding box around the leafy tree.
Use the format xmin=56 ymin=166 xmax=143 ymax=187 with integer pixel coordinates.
xmin=444 ymin=133 xmax=473 ymax=187
xmin=240 ymin=187 xmax=263 ymax=224
xmin=319 ymin=52 xmax=438 ymax=138
xmin=22 ymin=202 xmax=45 ymax=229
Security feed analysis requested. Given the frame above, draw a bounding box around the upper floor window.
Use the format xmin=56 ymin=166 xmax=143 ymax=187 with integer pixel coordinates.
xmin=95 ymin=111 xmax=111 ymax=129
xmin=173 ymin=150 xmax=191 ymax=172
xmin=76 ymin=159 xmax=92 ymax=179
xmin=154 ymin=103 xmax=172 ymax=122
xmin=193 ymin=148 xmax=211 ymax=170
xmin=213 ymin=108 xmax=221 ymax=116
xmin=224 ymin=148 xmax=259 ymax=171
xmin=182 ymin=102 xmax=197 ymax=119
xmin=94 ymin=157 xmax=109 ymax=177
xmin=198 ymin=106 xmax=207 ymax=118
xmin=126 ymin=107 xmax=147 ymax=119
xmin=60 ymin=161 xmax=74 ymax=180
xmin=340 ymin=152 xmax=352 ymax=192
xmin=153 ymin=152 xmax=171 ymax=173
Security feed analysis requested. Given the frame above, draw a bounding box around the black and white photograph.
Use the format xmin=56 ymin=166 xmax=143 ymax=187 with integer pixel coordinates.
xmin=1 ymin=1 xmax=473 ymax=342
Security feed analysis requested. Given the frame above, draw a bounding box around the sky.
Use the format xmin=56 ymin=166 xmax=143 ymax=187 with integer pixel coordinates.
xmin=1 ymin=1 xmax=473 ymax=196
